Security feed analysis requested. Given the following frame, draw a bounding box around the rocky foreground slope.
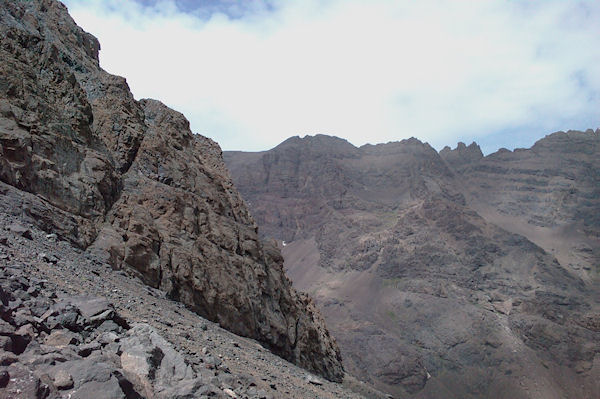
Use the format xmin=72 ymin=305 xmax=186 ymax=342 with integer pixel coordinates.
xmin=0 ymin=0 xmax=343 ymax=385
xmin=0 ymin=213 xmax=383 ymax=398
xmin=224 ymin=132 xmax=600 ymax=399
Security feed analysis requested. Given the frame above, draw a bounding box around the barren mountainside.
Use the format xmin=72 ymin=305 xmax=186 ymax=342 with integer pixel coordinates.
xmin=0 ymin=0 xmax=343 ymax=386
xmin=225 ymin=132 xmax=600 ymax=399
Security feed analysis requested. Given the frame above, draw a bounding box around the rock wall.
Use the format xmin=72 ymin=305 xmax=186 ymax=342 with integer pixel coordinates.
xmin=0 ymin=0 xmax=343 ymax=381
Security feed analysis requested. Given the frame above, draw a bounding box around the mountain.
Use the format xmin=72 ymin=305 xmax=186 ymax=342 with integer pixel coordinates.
xmin=440 ymin=130 xmax=600 ymax=282
xmin=0 ymin=0 xmax=343 ymax=386
xmin=224 ymin=132 xmax=600 ymax=398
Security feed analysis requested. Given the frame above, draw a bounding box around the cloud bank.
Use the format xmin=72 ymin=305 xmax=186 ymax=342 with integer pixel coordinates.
xmin=62 ymin=0 xmax=600 ymax=153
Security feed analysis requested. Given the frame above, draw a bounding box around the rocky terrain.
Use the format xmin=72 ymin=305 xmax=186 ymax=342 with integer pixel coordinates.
xmin=0 ymin=0 xmax=358 ymax=395
xmin=225 ymin=132 xmax=600 ymax=399
xmin=0 ymin=212 xmax=384 ymax=398
xmin=440 ymin=130 xmax=600 ymax=283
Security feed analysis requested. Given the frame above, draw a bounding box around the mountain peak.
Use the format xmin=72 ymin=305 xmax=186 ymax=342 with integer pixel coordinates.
xmin=439 ymin=140 xmax=483 ymax=169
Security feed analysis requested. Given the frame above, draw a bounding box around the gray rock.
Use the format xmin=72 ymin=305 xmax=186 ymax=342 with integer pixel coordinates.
xmin=45 ymin=330 xmax=80 ymax=347
xmin=0 ymin=349 xmax=18 ymax=366
xmin=0 ymin=318 xmax=15 ymax=335
xmin=120 ymin=323 xmax=197 ymax=397
xmin=0 ymin=335 xmax=12 ymax=352
xmin=54 ymin=369 xmax=74 ymax=390
xmin=78 ymin=341 xmax=102 ymax=357
xmin=8 ymin=223 xmax=33 ymax=240
xmin=72 ymin=378 xmax=126 ymax=399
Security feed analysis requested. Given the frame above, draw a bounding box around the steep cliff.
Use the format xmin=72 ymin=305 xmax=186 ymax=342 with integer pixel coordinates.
xmin=0 ymin=0 xmax=343 ymax=381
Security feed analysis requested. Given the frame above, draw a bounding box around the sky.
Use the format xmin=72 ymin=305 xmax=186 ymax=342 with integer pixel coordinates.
xmin=62 ymin=0 xmax=600 ymax=154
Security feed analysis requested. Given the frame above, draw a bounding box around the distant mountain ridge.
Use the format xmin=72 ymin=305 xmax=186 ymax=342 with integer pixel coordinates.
xmin=224 ymin=129 xmax=600 ymax=399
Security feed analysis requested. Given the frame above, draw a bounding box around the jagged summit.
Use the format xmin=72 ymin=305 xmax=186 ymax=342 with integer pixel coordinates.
xmin=439 ymin=141 xmax=483 ymax=169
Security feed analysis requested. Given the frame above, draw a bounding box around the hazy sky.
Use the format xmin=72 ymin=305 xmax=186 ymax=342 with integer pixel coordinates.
xmin=62 ymin=0 xmax=600 ymax=154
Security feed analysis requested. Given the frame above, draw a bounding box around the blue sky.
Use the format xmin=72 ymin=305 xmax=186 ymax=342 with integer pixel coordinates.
xmin=62 ymin=0 xmax=599 ymax=154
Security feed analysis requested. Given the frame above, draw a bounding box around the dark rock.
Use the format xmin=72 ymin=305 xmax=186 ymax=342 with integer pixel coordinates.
xmin=0 ymin=370 xmax=8 ymax=387
xmin=11 ymin=323 xmax=34 ymax=354
xmin=78 ymin=341 xmax=102 ymax=357
xmin=0 ymin=349 xmax=18 ymax=365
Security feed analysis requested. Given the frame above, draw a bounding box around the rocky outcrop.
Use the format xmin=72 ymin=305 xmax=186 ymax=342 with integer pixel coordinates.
xmin=225 ymin=134 xmax=600 ymax=399
xmin=439 ymin=141 xmax=483 ymax=170
xmin=0 ymin=0 xmax=342 ymax=382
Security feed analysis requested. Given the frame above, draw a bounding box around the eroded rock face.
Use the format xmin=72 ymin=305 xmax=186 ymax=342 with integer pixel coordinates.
xmin=225 ymin=134 xmax=600 ymax=399
xmin=0 ymin=0 xmax=342 ymax=382
xmin=441 ymin=130 xmax=600 ymax=281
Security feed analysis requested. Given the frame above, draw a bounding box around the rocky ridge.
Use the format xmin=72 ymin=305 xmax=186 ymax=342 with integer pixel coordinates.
xmin=224 ymin=133 xmax=600 ymax=399
xmin=0 ymin=0 xmax=342 ymax=383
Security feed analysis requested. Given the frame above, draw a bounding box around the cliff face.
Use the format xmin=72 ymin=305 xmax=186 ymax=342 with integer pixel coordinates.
xmin=0 ymin=0 xmax=343 ymax=382
xmin=225 ymin=133 xmax=600 ymax=398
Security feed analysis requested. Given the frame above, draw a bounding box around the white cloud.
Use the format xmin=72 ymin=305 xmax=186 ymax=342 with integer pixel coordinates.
xmin=62 ymin=0 xmax=600 ymax=153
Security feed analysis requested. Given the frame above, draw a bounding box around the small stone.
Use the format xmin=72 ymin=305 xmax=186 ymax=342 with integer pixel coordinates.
xmin=89 ymin=309 xmax=114 ymax=324
xmin=305 ymin=375 xmax=323 ymax=385
xmin=45 ymin=233 xmax=57 ymax=241
xmin=54 ymin=370 xmax=74 ymax=390
xmin=97 ymin=331 xmax=119 ymax=345
xmin=0 ymin=370 xmax=9 ymax=387
xmin=223 ymin=388 xmax=237 ymax=398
